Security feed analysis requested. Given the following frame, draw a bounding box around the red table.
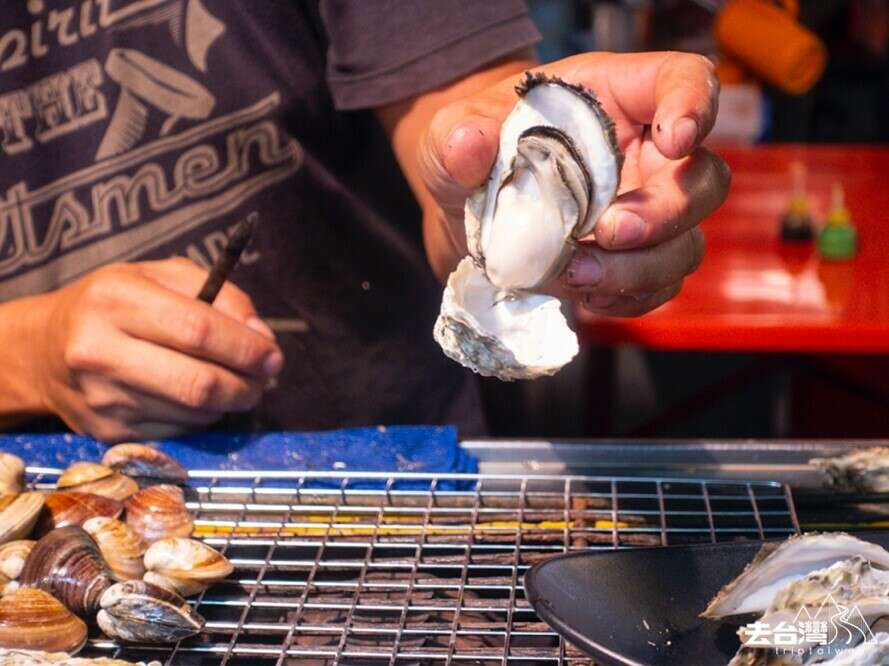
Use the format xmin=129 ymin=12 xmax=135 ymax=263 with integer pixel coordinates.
xmin=578 ymin=145 xmax=889 ymax=353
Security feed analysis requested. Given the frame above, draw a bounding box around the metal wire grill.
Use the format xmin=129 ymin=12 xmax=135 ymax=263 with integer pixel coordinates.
xmin=26 ymin=469 xmax=799 ymax=665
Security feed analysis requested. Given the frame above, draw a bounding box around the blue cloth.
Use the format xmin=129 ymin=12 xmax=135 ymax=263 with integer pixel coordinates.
xmin=0 ymin=426 xmax=477 ymax=490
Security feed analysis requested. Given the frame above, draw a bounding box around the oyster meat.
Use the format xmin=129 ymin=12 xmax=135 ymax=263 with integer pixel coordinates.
xmin=811 ymin=448 xmax=889 ymax=493
xmin=737 ymin=557 xmax=889 ymax=649
xmin=435 ymin=72 xmax=622 ymax=380
xmin=702 ymin=533 xmax=889 ymax=619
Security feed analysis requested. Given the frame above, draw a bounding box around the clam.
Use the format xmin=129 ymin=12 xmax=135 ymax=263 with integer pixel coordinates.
xmin=20 ymin=526 xmax=114 ymax=616
xmin=0 ymin=541 xmax=35 ymax=580
xmin=124 ymin=485 xmax=192 ymax=543
xmin=0 ymin=652 xmax=162 ymax=665
xmin=0 ymin=493 xmax=44 ymax=545
xmin=57 ymin=463 xmax=138 ymax=502
xmin=143 ymin=538 xmax=232 ymax=596
xmin=0 ymin=588 xmax=87 ymax=654
xmin=435 ymin=73 xmax=622 ymax=380
xmin=82 ymin=518 xmax=147 ymax=582
xmin=0 ymin=453 xmax=25 ymax=494
xmin=97 ymin=580 xmax=204 ymax=643
xmin=702 ymin=532 xmax=889 ymax=619
xmin=101 ymin=445 xmax=187 ymax=485
xmin=35 ymin=492 xmax=122 ymax=536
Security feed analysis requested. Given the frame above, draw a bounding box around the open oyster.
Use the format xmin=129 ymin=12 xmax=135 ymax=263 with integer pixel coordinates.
xmin=435 ymin=73 xmax=622 ymax=380
xmin=702 ymin=533 xmax=889 ymax=619
xmin=811 ymin=448 xmax=889 ymax=493
xmin=737 ymin=557 xmax=889 ymax=650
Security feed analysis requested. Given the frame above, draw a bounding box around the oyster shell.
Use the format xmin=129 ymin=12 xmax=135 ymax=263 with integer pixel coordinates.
xmin=0 ymin=651 xmax=161 ymax=665
xmin=142 ymin=537 xmax=232 ymax=597
xmin=0 ymin=588 xmax=87 ymax=655
xmin=0 ymin=454 xmax=25 ymax=495
xmin=821 ymin=634 xmax=889 ymax=665
xmin=0 ymin=541 xmax=35 ymax=580
xmin=96 ymin=580 xmax=204 ymax=643
xmin=101 ymin=445 xmax=187 ymax=485
xmin=435 ymin=73 xmax=622 ymax=380
xmin=20 ymin=526 xmax=114 ymax=617
xmin=82 ymin=518 xmax=147 ymax=582
xmin=737 ymin=557 xmax=889 ymax=649
xmin=811 ymin=448 xmax=889 ymax=493
xmin=124 ymin=485 xmax=193 ymax=543
xmin=0 ymin=494 xmax=44 ymax=545
xmin=702 ymin=533 xmax=889 ymax=619
xmin=57 ymin=463 xmax=138 ymax=502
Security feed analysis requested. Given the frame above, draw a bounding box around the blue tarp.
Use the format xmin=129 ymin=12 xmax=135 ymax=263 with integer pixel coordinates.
xmin=0 ymin=426 xmax=478 ymax=490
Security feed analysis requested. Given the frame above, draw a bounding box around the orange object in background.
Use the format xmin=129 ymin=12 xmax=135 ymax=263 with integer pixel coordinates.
xmin=715 ymin=0 xmax=827 ymax=94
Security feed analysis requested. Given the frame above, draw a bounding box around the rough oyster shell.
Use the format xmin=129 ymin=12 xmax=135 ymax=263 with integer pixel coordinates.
xmin=811 ymin=448 xmax=889 ymax=493
xmin=435 ymin=73 xmax=622 ymax=380
xmin=702 ymin=533 xmax=889 ymax=619
xmin=737 ymin=557 xmax=889 ymax=649
xmin=435 ymin=257 xmax=579 ymax=380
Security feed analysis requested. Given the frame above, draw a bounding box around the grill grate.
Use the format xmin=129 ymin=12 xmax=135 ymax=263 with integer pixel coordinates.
xmin=25 ymin=469 xmax=799 ymax=665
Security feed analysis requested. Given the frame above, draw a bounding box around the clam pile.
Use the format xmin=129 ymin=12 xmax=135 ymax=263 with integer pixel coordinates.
xmin=702 ymin=533 xmax=889 ymax=665
xmin=0 ymin=445 xmax=232 ymax=663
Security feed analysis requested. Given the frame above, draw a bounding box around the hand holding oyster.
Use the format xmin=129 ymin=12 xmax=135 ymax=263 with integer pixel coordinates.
xmin=435 ymin=73 xmax=622 ymax=380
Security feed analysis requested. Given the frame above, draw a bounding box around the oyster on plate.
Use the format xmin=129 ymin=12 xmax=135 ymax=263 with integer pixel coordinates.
xmin=434 ymin=72 xmax=622 ymax=380
xmin=702 ymin=533 xmax=889 ymax=619
xmin=811 ymin=448 xmax=889 ymax=493
xmin=736 ymin=557 xmax=889 ymax=651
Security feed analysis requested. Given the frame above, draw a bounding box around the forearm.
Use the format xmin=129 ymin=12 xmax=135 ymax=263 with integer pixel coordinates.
xmin=0 ymin=293 xmax=52 ymax=427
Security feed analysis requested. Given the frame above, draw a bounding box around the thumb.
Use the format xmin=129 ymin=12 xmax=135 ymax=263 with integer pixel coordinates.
xmin=421 ymin=107 xmax=501 ymax=216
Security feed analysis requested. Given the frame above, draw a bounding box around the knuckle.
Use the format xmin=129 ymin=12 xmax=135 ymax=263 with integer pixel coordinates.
xmin=64 ymin=336 xmax=102 ymax=372
xmin=177 ymin=308 xmax=212 ymax=351
xmin=179 ymin=369 xmax=218 ymax=410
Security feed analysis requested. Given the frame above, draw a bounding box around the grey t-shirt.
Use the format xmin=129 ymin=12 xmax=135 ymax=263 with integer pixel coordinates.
xmin=0 ymin=0 xmax=539 ymax=435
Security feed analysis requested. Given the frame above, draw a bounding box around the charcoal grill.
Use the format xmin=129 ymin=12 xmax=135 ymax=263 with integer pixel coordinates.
xmin=25 ymin=468 xmax=799 ymax=665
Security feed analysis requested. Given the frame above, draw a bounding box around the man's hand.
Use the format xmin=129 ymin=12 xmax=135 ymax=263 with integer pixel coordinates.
xmin=22 ymin=258 xmax=283 ymax=443
xmin=380 ymin=51 xmax=730 ymax=317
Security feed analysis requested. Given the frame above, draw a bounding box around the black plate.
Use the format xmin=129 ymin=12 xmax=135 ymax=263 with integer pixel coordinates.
xmin=524 ymin=532 xmax=889 ymax=666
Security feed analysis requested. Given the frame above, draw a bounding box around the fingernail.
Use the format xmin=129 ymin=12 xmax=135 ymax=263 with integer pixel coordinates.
xmin=565 ymin=254 xmax=604 ymax=286
xmin=263 ymin=351 xmax=284 ymax=377
xmin=585 ymin=293 xmax=618 ymax=310
xmin=672 ymin=117 xmax=699 ymax=155
xmin=247 ymin=317 xmax=275 ymax=340
xmin=612 ymin=212 xmax=646 ymax=248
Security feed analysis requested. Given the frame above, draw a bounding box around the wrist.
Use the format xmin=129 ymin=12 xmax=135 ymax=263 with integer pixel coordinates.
xmin=0 ymin=291 xmax=56 ymax=422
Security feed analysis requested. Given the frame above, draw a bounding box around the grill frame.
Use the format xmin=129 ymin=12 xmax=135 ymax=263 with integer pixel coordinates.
xmin=24 ymin=467 xmax=800 ymax=665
